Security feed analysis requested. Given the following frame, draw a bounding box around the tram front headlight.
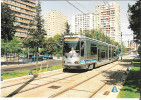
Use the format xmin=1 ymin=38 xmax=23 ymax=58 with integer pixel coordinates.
xmin=74 ymin=61 xmax=80 ymax=64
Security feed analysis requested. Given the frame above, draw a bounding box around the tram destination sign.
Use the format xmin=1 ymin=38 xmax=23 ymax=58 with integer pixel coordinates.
xmin=64 ymin=38 xmax=79 ymax=41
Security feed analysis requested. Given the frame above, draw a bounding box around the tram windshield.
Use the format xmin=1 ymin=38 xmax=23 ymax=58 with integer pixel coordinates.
xmin=64 ymin=41 xmax=80 ymax=54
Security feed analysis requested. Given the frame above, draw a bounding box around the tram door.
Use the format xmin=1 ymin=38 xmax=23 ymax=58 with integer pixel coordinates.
xmin=98 ymin=49 xmax=100 ymax=61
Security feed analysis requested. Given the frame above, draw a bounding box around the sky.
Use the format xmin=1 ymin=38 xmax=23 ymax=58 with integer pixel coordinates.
xmin=40 ymin=1 xmax=137 ymax=42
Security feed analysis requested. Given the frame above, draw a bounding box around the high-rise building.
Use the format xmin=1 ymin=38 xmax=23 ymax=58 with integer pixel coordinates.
xmin=44 ymin=10 xmax=67 ymax=38
xmin=94 ymin=2 xmax=121 ymax=44
xmin=3 ymin=0 xmax=36 ymax=38
xmin=72 ymin=13 xmax=94 ymax=35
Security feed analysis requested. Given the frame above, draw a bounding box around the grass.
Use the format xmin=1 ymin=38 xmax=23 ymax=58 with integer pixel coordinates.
xmin=1 ymin=65 xmax=64 ymax=80
xmin=117 ymin=62 xmax=140 ymax=98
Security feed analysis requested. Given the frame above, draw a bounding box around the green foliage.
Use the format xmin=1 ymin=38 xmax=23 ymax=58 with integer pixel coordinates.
xmin=64 ymin=22 xmax=70 ymax=35
xmin=1 ymin=3 xmax=17 ymax=41
xmin=22 ymin=0 xmax=46 ymax=58
xmin=44 ymin=37 xmax=55 ymax=54
xmin=85 ymin=32 xmax=93 ymax=38
xmin=1 ymin=65 xmax=63 ymax=80
xmin=21 ymin=49 xmax=28 ymax=55
xmin=42 ymin=34 xmax=63 ymax=55
xmin=128 ymin=1 xmax=141 ymax=57
xmin=83 ymin=29 xmax=128 ymax=53
xmin=23 ymin=1 xmax=46 ymax=49
xmin=84 ymin=29 xmax=121 ymax=46
xmin=128 ymin=1 xmax=141 ymax=44
xmin=117 ymin=62 xmax=140 ymax=98
xmin=1 ymin=37 xmax=21 ymax=55
xmin=137 ymin=45 xmax=141 ymax=56
xmin=22 ymin=1 xmax=46 ymax=70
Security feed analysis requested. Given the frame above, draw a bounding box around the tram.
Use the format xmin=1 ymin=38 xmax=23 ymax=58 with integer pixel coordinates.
xmin=63 ymin=35 xmax=119 ymax=70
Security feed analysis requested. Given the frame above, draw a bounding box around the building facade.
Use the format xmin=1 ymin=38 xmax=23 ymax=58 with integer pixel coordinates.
xmin=72 ymin=13 xmax=94 ymax=35
xmin=94 ymin=2 xmax=121 ymax=44
xmin=3 ymin=0 xmax=36 ymax=38
xmin=44 ymin=10 xmax=67 ymax=38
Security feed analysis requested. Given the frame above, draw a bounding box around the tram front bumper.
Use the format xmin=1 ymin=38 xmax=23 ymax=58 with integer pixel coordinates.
xmin=63 ymin=63 xmax=87 ymax=69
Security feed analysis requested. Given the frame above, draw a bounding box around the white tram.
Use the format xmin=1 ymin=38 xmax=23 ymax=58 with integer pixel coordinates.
xmin=63 ymin=35 xmax=119 ymax=70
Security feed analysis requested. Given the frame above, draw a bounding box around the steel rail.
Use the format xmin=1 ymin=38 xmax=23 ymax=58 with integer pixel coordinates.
xmin=1 ymin=72 xmax=64 ymax=89
xmin=49 ymin=61 xmax=121 ymax=98
xmin=5 ymin=73 xmax=81 ymax=97
xmin=89 ymin=67 xmax=125 ymax=98
xmin=4 ymin=60 xmax=120 ymax=97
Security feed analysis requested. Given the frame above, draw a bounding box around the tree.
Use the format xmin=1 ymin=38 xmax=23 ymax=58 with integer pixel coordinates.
xmin=128 ymin=1 xmax=141 ymax=56
xmin=53 ymin=34 xmax=63 ymax=55
xmin=23 ymin=1 xmax=46 ymax=70
xmin=85 ymin=33 xmax=93 ymax=38
xmin=45 ymin=37 xmax=55 ymax=54
xmin=1 ymin=37 xmax=21 ymax=56
xmin=128 ymin=1 xmax=141 ymax=43
xmin=84 ymin=29 xmax=121 ymax=48
xmin=44 ymin=34 xmax=63 ymax=55
xmin=1 ymin=3 xmax=17 ymax=41
xmin=64 ymin=22 xmax=70 ymax=35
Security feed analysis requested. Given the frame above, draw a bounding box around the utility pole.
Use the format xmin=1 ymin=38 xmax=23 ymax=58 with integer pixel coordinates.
xmin=121 ymin=32 xmax=123 ymax=60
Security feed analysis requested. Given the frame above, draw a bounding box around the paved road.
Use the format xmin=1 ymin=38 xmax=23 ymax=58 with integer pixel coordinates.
xmin=1 ymin=59 xmax=62 ymax=74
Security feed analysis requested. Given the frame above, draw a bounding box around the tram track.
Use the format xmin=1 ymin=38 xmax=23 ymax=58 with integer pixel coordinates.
xmin=49 ymin=61 xmax=121 ymax=98
xmin=4 ymin=72 xmax=81 ymax=97
xmin=2 ymin=60 xmax=121 ymax=97
xmin=1 ymin=71 xmax=64 ymax=89
xmin=89 ymin=67 xmax=125 ymax=98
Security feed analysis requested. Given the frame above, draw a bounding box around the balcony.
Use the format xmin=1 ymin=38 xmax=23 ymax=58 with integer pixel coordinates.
xmin=15 ymin=33 xmax=27 ymax=38
xmin=16 ymin=14 xmax=33 ymax=20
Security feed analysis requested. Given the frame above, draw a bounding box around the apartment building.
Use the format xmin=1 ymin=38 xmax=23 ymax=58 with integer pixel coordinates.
xmin=94 ymin=2 xmax=121 ymax=44
xmin=72 ymin=13 xmax=94 ymax=35
xmin=44 ymin=10 xmax=67 ymax=38
xmin=3 ymin=0 xmax=36 ymax=38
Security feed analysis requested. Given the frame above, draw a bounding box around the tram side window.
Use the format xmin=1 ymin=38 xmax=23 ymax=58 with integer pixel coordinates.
xmin=101 ymin=51 xmax=105 ymax=58
xmin=81 ymin=42 xmax=84 ymax=56
xmin=112 ymin=51 xmax=114 ymax=57
xmin=109 ymin=50 xmax=111 ymax=58
xmin=91 ymin=44 xmax=97 ymax=55
xmin=106 ymin=50 xmax=108 ymax=58
xmin=116 ymin=51 xmax=118 ymax=56
xmin=114 ymin=51 xmax=116 ymax=56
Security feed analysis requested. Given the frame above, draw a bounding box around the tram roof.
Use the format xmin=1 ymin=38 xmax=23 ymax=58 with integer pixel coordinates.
xmin=64 ymin=35 xmax=118 ymax=48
